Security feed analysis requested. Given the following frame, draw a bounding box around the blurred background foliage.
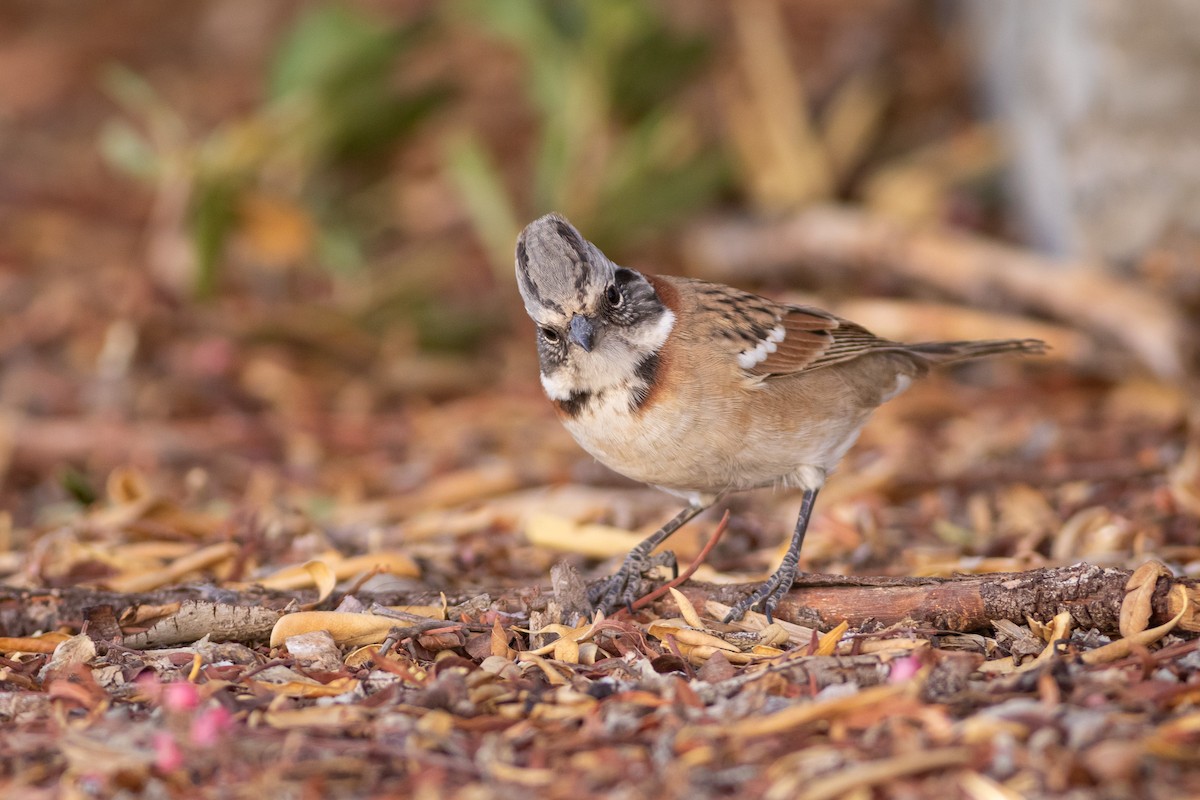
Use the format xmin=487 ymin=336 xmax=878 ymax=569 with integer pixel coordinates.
xmin=92 ymin=0 xmax=986 ymax=306
xmin=4 ymin=0 xmax=1196 ymax=519
xmin=100 ymin=5 xmax=451 ymax=296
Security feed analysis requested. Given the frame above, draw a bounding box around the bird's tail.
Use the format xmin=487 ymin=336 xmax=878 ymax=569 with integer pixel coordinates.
xmin=903 ymin=338 xmax=1048 ymax=364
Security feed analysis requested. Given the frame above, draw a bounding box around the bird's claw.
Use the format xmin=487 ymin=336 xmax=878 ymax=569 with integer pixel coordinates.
xmin=722 ymin=564 xmax=799 ymax=624
xmin=589 ymin=550 xmax=677 ymax=615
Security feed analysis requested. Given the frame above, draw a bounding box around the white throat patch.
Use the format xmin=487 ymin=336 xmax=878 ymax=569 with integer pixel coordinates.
xmin=539 ymin=308 xmax=676 ymax=401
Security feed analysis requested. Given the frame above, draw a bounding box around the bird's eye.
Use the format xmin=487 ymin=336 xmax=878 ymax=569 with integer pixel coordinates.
xmin=540 ymin=327 xmax=560 ymax=343
xmin=606 ymin=284 xmax=622 ymax=307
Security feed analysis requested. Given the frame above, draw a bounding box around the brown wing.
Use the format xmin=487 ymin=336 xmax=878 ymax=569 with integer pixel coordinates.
xmin=753 ymin=306 xmax=905 ymax=376
xmin=679 ymin=279 xmax=903 ymax=377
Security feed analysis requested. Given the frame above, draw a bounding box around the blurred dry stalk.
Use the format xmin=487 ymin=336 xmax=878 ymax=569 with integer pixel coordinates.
xmin=720 ymin=0 xmax=1001 ymax=230
xmin=722 ymin=0 xmax=833 ymax=210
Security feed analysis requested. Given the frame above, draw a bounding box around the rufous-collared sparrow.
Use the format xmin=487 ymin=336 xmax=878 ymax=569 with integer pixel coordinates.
xmin=516 ymin=213 xmax=1045 ymax=621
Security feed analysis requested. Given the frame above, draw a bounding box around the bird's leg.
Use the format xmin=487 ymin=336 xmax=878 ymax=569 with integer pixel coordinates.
xmin=590 ymin=501 xmax=711 ymax=614
xmin=724 ymin=488 xmax=819 ymax=624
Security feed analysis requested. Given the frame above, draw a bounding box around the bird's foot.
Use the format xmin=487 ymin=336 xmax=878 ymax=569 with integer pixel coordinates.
xmin=588 ymin=549 xmax=677 ymax=615
xmin=723 ymin=563 xmax=799 ymax=624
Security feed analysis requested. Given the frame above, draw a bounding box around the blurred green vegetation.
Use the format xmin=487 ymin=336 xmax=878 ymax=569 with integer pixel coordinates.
xmin=447 ymin=0 xmax=728 ymax=273
xmin=100 ymin=5 xmax=449 ymax=298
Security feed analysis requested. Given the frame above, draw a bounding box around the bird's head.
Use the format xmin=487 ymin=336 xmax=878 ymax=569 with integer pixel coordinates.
xmin=515 ymin=214 xmax=673 ymax=398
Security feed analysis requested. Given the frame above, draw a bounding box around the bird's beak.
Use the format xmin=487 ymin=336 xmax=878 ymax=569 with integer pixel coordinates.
xmin=569 ymin=314 xmax=596 ymax=352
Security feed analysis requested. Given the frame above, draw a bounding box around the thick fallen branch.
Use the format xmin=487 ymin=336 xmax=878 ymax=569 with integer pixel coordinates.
xmin=680 ymin=563 xmax=1199 ymax=634
xmin=2 ymin=563 xmax=1195 ymax=644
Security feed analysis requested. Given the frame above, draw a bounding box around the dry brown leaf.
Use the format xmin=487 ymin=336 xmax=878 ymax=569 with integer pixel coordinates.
xmin=104 ymin=541 xmax=239 ymax=593
xmin=262 ymin=705 xmax=371 ymax=730
xmin=0 ymin=631 xmax=71 ymax=654
xmin=851 ymin=638 xmax=931 ymax=656
xmin=269 ymin=611 xmax=403 ymax=648
xmin=524 ymin=617 xmax=599 ymax=657
xmin=1015 ymin=611 xmax=1073 ymax=673
xmin=1121 ymin=561 xmax=1171 ymax=638
xmin=40 ymin=634 xmax=97 ymax=683
xmin=491 ymin=617 xmax=514 ymax=660
xmin=1143 ymin=711 xmax=1200 ymax=760
xmin=816 ymin=621 xmax=849 ymax=656
xmin=757 ymin=623 xmax=790 ymax=648
xmin=523 ymin=512 xmax=644 ymax=558
xmin=709 ymin=600 xmax=819 ymax=644
xmin=249 ymin=676 xmax=359 ymax=698
xmin=552 ymin=636 xmax=579 ymax=664
xmin=303 ymin=559 xmax=337 ymax=605
xmin=726 ymin=682 xmax=910 ymax=739
xmin=976 ymin=656 xmax=1016 ymax=675
xmin=516 ymin=652 xmax=570 ymax=686
xmin=647 ymin=621 xmax=739 ymax=653
xmin=670 ymin=586 xmax=705 ymax=629
xmin=1083 ymin=585 xmax=1190 ymax=665
xmin=1167 ymin=586 xmax=1200 ymax=633
xmin=257 ymin=551 xmax=419 ymax=591
xmin=786 ymin=747 xmax=974 ymax=800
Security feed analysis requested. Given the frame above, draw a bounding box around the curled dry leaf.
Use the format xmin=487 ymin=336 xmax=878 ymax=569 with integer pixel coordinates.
xmin=647 ymin=620 xmax=781 ymax=666
xmin=1168 ymin=586 xmax=1200 ymax=633
xmin=1014 ymin=611 xmax=1073 ymax=674
xmin=270 ymin=611 xmax=407 ymax=648
xmin=516 ymin=652 xmax=571 ymax=686
xmin=708 ymin=600 xmax=819 ymax=644
xmin=552 ymin=636 xmax=579 ymax=664
xmin=816 ymin=621 xmax=849 ymax=656
xmin=647 ymin=621 xmax=739 ymax=654
xmin=1120 ymin=561 xmax=1171 ymax=638
xmin=40 ymin=634 xmax=97 ymax=682
xmin=490 ymin=617 xmax=514 ymax=660
xmin=669 ymin=586 xmax=705 ymax=629
xmin=523 ymin=618 xmax=600 ymax=657
xmin=303 ymin=560 xmax=337 ymax=606
xmin=257 ymin=551 xmax=419 ymax=592
xmin=757 ymin=623 xmax=790 ymax=648
xmin=1082 ymin=585 xmax=1190 ymax=665
xmin=249 ymin=676 xmax=360 ymax=698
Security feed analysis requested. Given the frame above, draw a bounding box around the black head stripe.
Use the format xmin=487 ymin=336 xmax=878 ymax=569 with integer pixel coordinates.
xmin=554 ymin=220 xmax=589 ymax=266
xmin=516 ymin=240 xmax=529 ymax=272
